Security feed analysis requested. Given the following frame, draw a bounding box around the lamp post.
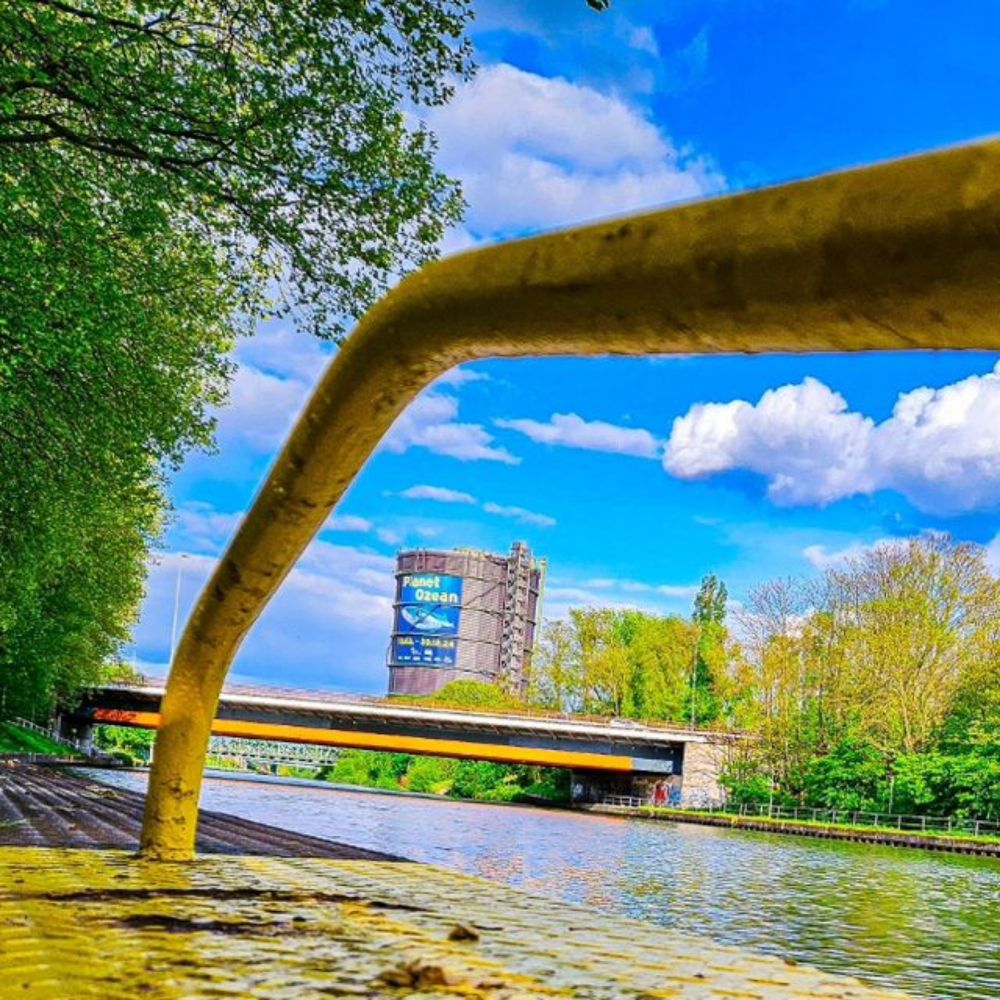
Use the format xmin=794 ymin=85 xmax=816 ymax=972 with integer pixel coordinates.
xmin=169 ymin=554 xmax=189 ymax=666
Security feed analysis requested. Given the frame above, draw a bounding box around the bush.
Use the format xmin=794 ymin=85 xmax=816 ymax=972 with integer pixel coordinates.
xmin=803 ymin=739 xmax=887 ymax=811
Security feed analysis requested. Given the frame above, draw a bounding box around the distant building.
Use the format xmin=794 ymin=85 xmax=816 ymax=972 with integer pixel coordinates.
xmin=387 ymin=543 xmax=545 ymax=698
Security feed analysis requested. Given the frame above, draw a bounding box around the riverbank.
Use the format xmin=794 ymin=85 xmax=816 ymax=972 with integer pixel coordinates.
xmin=72 ymin=759 xmax=1000 ymax=859
xmin=586 ymin=802 xmax=1000 ymax=857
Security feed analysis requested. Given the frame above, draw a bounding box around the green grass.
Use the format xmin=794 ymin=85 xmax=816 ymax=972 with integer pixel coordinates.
xmin=634 ymin=805 xmax=1000 ymax=847
xmin=0 ymin=722 xmax=79 ymax=757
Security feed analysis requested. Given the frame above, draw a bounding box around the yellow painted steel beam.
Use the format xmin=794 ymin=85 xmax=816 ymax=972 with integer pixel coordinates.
xmin=96 ymin=709 xmax=635 ymax=771
xmin=141 ymin=139 xmax=1000 ymax=860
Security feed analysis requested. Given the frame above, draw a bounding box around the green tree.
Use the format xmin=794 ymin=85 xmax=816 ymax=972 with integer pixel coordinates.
xmin=693 ymin=574 xmax=728 ymax=625
xmin=420 ymin=680 xmax=523 ymax=712
xmin=1 ymin=0 xmax=472 ymax=339
xmin=0 ymin=1 xmax=474 ymax=717
xmin=528 ymin=619 xmax=582 ymax=712
xmin=688 ymin=574 xmax=730 ymax=726
xmin=726 ymin=535 xmax=1000 ymax=816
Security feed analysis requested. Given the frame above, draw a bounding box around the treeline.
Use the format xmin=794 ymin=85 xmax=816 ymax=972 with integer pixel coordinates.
xmin=323 ymin=752 xmax=569 ymax=803
xmin=529 ymin=575 xmax=732 ymax=725
xmin=0 ymin=3 xmax=471 ymax=722
xmin=728 ymin=535 xmax=999 ymax=819
xmin=528 ymin=534 xmax=1000 ymax=819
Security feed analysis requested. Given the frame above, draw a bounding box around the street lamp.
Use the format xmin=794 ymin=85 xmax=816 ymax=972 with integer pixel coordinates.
xmin=169 ymin=554 xmax=189 ymax=666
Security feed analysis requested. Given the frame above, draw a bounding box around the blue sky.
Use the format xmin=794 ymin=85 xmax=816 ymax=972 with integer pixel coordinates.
xmin=135 ymin=0 xmax=1000 ymax=693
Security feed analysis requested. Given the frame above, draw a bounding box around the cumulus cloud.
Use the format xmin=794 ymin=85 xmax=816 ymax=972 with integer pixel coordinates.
xmin=986 ymin=534 xmax=1000 ymax=576
xmin=217 ymin=333 xmax=503 ymax=467
xmin=136 ymin=539 xmax=397 ymax=692
xmin=482 ymin=502 xmax=556 ymax=528
xmin=383 ymin=390 xmax=519 ymax=464
xmin=236 ymin=321 xmax=333 ymax=383
xmin=496 ymin=412 xmax=661 ymax=459
xmin=325 ymin=514 xmax=373 ymax=533
xmin=400 ymin=484 xmax=478 ymax=504
xmin=219 ymin=363 xmax=314 ymax=453
xmin=213 ymin=323 xmax=336 ymax=454
xmin=172 ymin=504 xmax=244 ymax=553
xmin=428 ymin=63 xmax=722 ymax=238
xmin=803 ymin=539 xmax=901 ymax=571
xmin=664 ymin=364 xmax=1000 ymax=514
xmin=396 ymin=484 xmax=554 ymax=528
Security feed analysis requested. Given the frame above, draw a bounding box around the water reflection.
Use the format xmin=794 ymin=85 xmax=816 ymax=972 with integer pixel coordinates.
xmin=81 ymin=770 xmax=1000 ymax=1000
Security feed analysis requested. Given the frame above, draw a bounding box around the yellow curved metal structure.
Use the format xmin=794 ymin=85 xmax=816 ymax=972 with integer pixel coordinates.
xmin=140 ymin=138 xmax=1000 ymax=859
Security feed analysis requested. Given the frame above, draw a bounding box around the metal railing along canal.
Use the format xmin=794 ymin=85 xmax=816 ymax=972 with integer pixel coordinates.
xmin=599 ymin=795 xmax=1000 ymax=839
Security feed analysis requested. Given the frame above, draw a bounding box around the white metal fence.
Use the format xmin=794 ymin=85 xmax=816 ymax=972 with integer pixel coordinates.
xmin=599 ymin=795 xmax=1000 ymax=838
xmin=9 ymin=717 xmax=94 ymax=757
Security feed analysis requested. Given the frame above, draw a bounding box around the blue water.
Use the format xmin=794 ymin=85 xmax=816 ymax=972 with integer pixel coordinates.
xmin=81 ymin=769 xmax=1000 ymax=1000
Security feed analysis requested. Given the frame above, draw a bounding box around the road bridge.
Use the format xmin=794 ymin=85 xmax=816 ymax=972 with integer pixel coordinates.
xmin=65 ymin=683 xmax=738 ymax=804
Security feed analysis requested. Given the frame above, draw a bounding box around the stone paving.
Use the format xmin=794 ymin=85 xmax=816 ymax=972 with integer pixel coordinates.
xmin=0 ymin=847 xmax=910 ymax=999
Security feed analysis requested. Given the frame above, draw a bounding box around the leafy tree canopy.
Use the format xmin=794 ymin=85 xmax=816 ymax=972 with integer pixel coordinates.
xmin=0 ymin=1 xmax=474 ymax=719
xmin=1 ymin=0 xmax=473 ymax=338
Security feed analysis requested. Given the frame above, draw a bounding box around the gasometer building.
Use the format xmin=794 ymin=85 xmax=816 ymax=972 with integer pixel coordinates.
xmin=386 ymin=542 xmax=545 ymax=698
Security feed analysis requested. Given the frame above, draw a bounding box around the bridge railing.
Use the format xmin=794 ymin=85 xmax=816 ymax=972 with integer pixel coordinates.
xmin=599 ymin=795 xmax=1000 ymax=838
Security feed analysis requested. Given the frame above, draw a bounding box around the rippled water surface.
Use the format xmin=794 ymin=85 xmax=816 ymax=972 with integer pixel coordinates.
xmin=82 ymin=769 xmax=1000 ymax=999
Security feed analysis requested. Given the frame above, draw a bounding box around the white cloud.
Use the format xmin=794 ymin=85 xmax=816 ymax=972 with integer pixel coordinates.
xmin=397 ymin=484 xmax=553 ymax=527
xmin=434 ymin=367 xmax=490 ymax=389
xmin=212 ymin=323 xmax=336 ymax=455
xmin=582 ymin=576 xmax=697 ymax=598
xmin=664 ymin=364 xmax=1000 ymax=514
xmin=235 ymin=321 xmax=333 ymax=383
xmin=496 ymin=412 xmax=661 ymax=459
xmin=218 ymin=364 xmax=313 ymax=453
xmin=400 ymin=484 xmax=478 ymax=504
xmin=626 ymin=25 xmax=660 ymax=57
xmin=172 ymin=504 xmax=244 ymax=553
xmin=540 ymin=575 xmax=700 ymax=622
xmin=482 ymin=502 xmax=556 ymax=528
xmin=427 ymin=63 xmax=722 ymax=238
xmin=383 ymin=390 xmax=519 ymax=464
xmin=325 ymin=514 xmax=373 ymax=533
xmin=986 ymin=534 xmax=1000 ymax=576
xmin=136 ymin=539 xmax=397 ymax=693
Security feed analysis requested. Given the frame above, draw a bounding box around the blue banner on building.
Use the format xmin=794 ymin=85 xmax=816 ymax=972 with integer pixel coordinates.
xmin=393 ymin=573 xmax=463 ymax=667
xmin=392 ymin=634 xmax=458 ymax=666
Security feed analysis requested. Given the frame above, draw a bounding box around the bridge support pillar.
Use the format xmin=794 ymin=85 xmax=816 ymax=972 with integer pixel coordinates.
xmin=677 ymin=742 xmax=728 ymax=808
xmin=57 ymin=715 xmax=93 ymax=753
xmin=569 ymin=770 xmax=680 ymax=805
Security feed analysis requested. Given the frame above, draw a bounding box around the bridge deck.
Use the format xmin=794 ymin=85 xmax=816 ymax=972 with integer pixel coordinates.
xmin=1 ymin=845 xmax=908 ymax=999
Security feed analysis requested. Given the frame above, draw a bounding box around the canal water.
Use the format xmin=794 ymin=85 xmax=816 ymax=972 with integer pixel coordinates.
xmin=81 ymin=769 xmax=999 ymax=1000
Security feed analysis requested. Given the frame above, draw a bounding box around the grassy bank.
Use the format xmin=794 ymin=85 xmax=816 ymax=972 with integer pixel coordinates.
xmin=0 ymin=722 xmax=78 ymax=757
